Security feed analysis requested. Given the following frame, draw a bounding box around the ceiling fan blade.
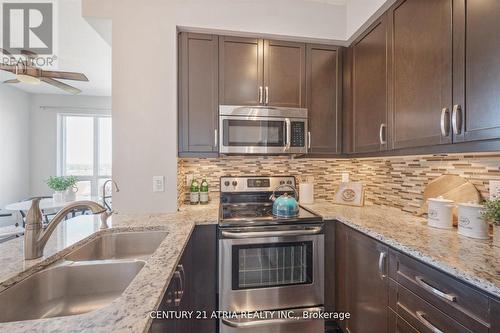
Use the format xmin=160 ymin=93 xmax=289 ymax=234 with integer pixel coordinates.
xmin=3 ymin=79 xmax=20 ymax=84
xmin=20 ymin=49 xmax=38 ymax=60
xmin=41 ymin=70 xmax=89 ymax=82
xmin=0 ymin=63 xmax=16 ymax=73
xmin=41 ymin=77 xmax=82 ymax=95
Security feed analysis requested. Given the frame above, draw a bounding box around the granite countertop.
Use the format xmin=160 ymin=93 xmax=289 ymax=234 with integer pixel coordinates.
xmin=303 ymin=200 xmax=500 ymax=299
xmin=0 ymin=202 xmax=219 ymax=333
xmin=1 ymin=199 xmax=499 ymax=332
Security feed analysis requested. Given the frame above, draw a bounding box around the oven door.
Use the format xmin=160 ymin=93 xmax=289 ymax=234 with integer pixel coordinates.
xmin=219 ymin=115 xmax=307 ymax=154
xmin=219 ymin=225 xmax=324 ymax=312
xmin=220 ymin=307 xmax=325 ymax=333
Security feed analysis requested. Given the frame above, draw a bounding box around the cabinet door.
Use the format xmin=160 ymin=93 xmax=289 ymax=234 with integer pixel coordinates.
xmin=334 ymin=223 xmax=348 ymax=331
xmin=453 ymin=0 xmax=500 ymax=142
xmin=264 ymin=40 xmax=306 ymax=108
xmin=306 ymin=44 xmax=342 ymax=154
xmin=352 ymin=15 xmax=389 ymax=153
xmin=346 ymin=228 xmax=389 ymax=333
xmin=149 ymin=270 xmax=180 ymax=332
xmin=219 ymin=36 xmax=264 ymax=105
xmin=390 ymin=0 xmax=453 ymax=149
xmin=178 ymin=33 xmax=219 ymax=157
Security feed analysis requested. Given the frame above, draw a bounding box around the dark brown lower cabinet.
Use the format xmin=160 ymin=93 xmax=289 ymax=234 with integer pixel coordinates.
xmin=333 ymin=221 xmax=500 ymax=333
xmin=335 ymin=223 xmax=389 ymax=333
xmin=150 ymin=225 xmax=217 ymax=333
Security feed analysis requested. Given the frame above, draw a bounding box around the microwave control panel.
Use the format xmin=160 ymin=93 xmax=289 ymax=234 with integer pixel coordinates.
xmin=290 ymin=122 xmax=305 ymax=147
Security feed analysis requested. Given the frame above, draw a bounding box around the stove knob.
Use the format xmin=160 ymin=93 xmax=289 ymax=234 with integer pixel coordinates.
xmin=286 ymin=180 xmax=292 ymax=185
xmin=232 ymin=181 xmax=238 ymax=187
xmin=280 ymin=180 xmax=285 ymax=185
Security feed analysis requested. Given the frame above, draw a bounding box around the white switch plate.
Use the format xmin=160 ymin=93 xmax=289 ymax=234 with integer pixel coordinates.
xmin=341 ymin=173 xmax=349 ymax=183
xmin=489 ymin=180 xmax=500 ymax=199
xmin=153 ymin=176 xmax=165 ymax=192
xmin=186 ymin=174 xmax=194 ymax=187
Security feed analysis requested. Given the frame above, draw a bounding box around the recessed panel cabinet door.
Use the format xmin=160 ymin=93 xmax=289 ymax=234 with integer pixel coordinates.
xmin=306 ymin=44 xmax=341 ymax=154
xmin=264 ymin=40 xmax=306 ymax=108
xmin=219 ymin=36 xmax=264 ymax=106
xmin=346 ymin=228 xmax=389 ymax=333
xmin=390 ymin=0 xmax=453 ymax=149
xmin=352 ymin=16 xmax=388 ymax=153
xmin=178 ymin=33 xmax=219 ymax=156
xmin=453 ymin=0 xmax=500 ymax=142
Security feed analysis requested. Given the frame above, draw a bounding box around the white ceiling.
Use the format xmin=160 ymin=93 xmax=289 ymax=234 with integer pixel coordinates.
xmin=0 ymin=0 xmax=111 ymax=96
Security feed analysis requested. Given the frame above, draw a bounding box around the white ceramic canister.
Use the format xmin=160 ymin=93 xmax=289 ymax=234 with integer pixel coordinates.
xmin=427 ymin=196 xmax=454 ymax=229
xmin=457 ymin=202 xmax=489 ymax=239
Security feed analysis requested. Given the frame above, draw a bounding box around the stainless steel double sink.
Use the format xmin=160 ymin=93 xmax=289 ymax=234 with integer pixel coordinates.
xmin=0 ymin=230 xmax=167 ymax=323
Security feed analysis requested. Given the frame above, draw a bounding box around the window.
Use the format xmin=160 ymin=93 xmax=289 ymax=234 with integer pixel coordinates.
xmin=58 ymin=114 xmax=112 ymax=197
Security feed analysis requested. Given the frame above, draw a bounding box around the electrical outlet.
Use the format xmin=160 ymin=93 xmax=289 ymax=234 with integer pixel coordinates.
xmin=153 ymin=176 xmax=165 ymax=192
xmin=490 ymin=180 xmax=500 ymax=199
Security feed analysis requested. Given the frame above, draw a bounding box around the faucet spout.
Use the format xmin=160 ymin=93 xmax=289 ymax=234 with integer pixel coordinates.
xmin=24 ymin=199 xmax=106 ymax=260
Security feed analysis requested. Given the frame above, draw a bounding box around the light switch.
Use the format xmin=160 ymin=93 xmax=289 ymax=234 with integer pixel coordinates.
xmin=341 ymin=173 xmax=349 ymax=183
xmin=153 ymin=176 xmax=165 ymax=192
xmin=490 ymin=180 xmax=500 ymax=199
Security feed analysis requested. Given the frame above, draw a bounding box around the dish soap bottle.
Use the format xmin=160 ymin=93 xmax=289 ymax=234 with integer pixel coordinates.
xmin=200 ymin=178 xmax=209 ymax=205
xmin=190 ymin=178 xmax=200 ymax=205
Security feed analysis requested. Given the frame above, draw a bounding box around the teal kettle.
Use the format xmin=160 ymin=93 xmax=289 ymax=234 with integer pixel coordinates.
xmin=270 ymin=184 xmax=299 ymax=217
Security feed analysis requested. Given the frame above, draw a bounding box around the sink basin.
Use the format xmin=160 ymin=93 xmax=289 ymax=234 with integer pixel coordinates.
xmin=65 ymin=231 xmax=167 ymax=261
xmin=0 ymin=260 xmax=145 ymax=323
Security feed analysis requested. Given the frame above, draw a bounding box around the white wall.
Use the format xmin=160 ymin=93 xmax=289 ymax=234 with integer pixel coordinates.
xmin=109 ymin=0 xmax=349 ymax=214
xmin=0 ymin=86 xmax=31 ymax=209
xmin=29 ymin=94 xmax=111 ymax=196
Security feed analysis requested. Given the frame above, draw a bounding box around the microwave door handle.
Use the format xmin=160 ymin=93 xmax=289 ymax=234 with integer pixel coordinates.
xmin=285 ymin=118 xmax=291 ymax=151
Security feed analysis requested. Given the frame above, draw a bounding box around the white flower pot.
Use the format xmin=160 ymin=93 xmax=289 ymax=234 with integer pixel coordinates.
xmin=65 ymin=186 xmax=78 ymax=202
xmin=53 ymin=191 xmax=65 ymax=204
xmin=493 ymin=224 xmax=500 ymax=247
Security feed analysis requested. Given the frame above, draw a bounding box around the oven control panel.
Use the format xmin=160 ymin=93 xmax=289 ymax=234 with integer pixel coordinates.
xmin=220 ymin=176 xmax=296 ymax=192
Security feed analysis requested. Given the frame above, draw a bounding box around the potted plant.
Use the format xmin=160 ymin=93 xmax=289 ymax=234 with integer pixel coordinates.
xmin=482 ymin=199 xmax=500 ymax=246
xmin=46 ymin=176 xmax=78 ymax=203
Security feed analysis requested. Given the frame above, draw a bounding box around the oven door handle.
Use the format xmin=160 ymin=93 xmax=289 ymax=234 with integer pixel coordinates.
xmin=221 ymin=307 xmax=323 ymax=328
xmin=221 ymin=226 xmax=323 ymax=239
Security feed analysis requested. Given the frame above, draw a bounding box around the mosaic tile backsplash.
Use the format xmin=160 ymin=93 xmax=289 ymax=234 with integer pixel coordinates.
xmin=178 ymin=153 xmax=500 ymax=214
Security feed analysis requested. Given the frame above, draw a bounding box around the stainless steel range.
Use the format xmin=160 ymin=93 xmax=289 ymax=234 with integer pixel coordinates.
xmin=218 ymin=176 xmax=324 ymax=333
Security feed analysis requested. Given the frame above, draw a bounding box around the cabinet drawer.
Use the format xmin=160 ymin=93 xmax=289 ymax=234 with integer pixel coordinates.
xmin=389 ymin=250 xmax=490 ymax=332
xmin=388 ymin=308 xmax=419 ymax=333
xmin=390 ymin=281 xmax=475 ymax=333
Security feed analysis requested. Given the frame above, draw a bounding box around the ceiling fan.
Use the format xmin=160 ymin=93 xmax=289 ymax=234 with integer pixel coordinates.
xmin=0 ymin=48 xmax=88 ymax=94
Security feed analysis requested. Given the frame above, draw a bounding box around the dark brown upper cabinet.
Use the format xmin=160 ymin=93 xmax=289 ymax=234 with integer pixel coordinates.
xmin=389 ymin=0 xmax=453 ymax=150
xmin=178 ymin=33 xmax=219 ymax=157
xmin=351 ymin=15 xmax=389 ymax=153
xmin=264 ymin=40 xmax=306 ymax=108
xmin=219 ymin=36 xmax=305 ymax=108
xmin=453 ymin=0 xmax=500 ymax=143
xmin=219 ymin=36 xmax=263 ymax=106
xmin=306 ymin=44 xmax=342 ymax=154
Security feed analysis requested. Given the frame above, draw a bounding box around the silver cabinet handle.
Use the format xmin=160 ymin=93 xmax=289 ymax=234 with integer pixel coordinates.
xmin=452 ymin=104 xmax=462 ymax=135
xmin=308 ymin=131 xmax=311 ymax=150
xmin=379 ymin=123 xmax=387 ymax=145
xmin=259 ymin=86 xmax=263 ymax=104
xmin=173 ymin=270 xmax=183 ymax=306
xmin=214 ymin=129 xmax=218 ymax=147
xmin=265 ymin=86 xmax=269 ymax=105
xmin=440 ymin=108 xmax=450 ymax=137
xmin=378 ymin=252 xmax=387 ymax=279
xmin=416 ymin=311 xmax=444 ymax=333
xmin=415 ymin=276 xmax=457 ymax=302
xmin=176 ymin=264 xmax=185 ymax=299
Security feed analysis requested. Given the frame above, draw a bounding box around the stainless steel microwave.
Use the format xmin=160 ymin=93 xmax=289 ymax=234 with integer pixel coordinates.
xmin=219 ymin=105 xmax=308 ymax=155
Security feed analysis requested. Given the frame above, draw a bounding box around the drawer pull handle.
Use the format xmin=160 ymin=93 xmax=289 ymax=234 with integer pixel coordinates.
xmin=378 ymin=252 xmax=387 ymax=279
xmin=416 ymin=311 xmax=444 ymax=333
xmin=415 ymin=276 xmax=457 ymax=302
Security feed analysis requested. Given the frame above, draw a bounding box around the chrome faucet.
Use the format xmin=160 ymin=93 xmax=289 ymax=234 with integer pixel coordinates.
xmin=102 ymin=179 xmax=119 ymax=210
xmin=24 ymin=198 xmax=107 ymax=260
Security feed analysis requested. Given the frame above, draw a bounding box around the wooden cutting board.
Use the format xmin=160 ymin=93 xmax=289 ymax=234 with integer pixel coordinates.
xmin=417 ymin=175 xmax=481 ymax=224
